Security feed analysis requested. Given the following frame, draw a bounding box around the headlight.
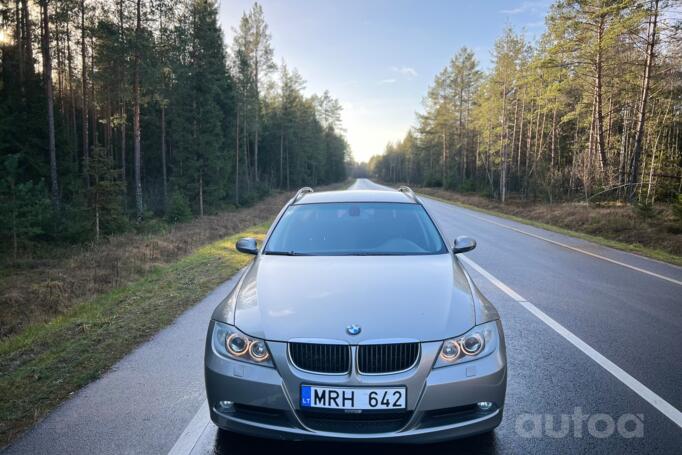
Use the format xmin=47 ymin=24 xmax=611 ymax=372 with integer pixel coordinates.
xmin=212 ymin=321 xmax=273 ymax=367
xmin=434 ymin=320 xmax=499 ymax=368
xmin=226 ymin=333 xmax=249 ymax=355
xmin=248 ymin=340 xmax=269 ymax=361
xmin=462 ymin=333 xmax=484 ymax=355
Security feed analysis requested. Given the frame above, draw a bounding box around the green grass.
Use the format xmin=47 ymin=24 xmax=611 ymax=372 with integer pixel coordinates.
xmin=0 ymin=224 xmax=269 ymax=447
xmin=421 ymin=192 xmax=682 ymax=267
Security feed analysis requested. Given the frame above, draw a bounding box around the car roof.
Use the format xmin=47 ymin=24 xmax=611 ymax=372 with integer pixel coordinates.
xmin=294 ymin=189 xmax=416 ymax=205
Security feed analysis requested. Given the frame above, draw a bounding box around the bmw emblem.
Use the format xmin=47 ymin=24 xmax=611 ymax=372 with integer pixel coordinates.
xmin=346 ymin=324 xmax=361 ymax=336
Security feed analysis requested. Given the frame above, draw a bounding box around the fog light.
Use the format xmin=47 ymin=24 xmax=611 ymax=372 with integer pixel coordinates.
xmin=477 ymin=401 xmax=493 ymax=411
xmin=218 ymin=400 xmax=234 ymax=412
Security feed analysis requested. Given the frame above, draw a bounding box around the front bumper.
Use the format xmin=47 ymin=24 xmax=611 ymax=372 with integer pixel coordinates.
xmin=204 ymin=320 xmax=507 ymax=443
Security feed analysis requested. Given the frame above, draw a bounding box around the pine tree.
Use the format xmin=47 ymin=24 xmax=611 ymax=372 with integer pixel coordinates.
xmin=232 ymin=2 xmax=275 ymax=183
xmin=40 ymin=0 xmax=59 ymax=210
xmin=171 ymin=0 xmax=232 ymax=215
xmin=0 ymin=155 xmax=50 ymax=259
xmin=0 ymin=0 xmax=348 ymax=257
xmin=88 ymin=147 xmax=126 ymax=240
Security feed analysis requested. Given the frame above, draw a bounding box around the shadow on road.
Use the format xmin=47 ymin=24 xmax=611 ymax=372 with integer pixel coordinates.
xmin=212 ymin=429 xmax=499 ymax=454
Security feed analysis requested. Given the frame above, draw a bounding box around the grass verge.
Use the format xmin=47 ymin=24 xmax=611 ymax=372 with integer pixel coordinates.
xmin=0 ymin=224 xmax=268 ymax=447
xmin=1 ymin=180 xmax=349 ymax=338
xmin=415 ymin=188 xmax=682 ymax=267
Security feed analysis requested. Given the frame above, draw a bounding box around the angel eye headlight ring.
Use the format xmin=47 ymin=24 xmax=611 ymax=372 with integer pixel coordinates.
xmin=248 ymin=340 xmax=270 ymax=361
xmin=440 ymin=339 xmax=461 ymax=361
xmin=462 ymin=333 xmax=484 ymax=356
xmin=226 ymin=333 xmax=249 ymax=356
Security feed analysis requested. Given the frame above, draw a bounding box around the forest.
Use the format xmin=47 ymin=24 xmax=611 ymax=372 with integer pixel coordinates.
xmin=0 ymin=0 xmax=349 ymax=258
xmin=370 ymin=0 xmax=681 ymax=206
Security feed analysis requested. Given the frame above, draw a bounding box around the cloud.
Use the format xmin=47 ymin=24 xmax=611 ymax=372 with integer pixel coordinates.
xmin=499 ymin=1 xmax=548 ymax=15
xmin=378 ymin=78 xmax=397 ymax=85
xmin=390 ymin=66 xmax=418 ymax=79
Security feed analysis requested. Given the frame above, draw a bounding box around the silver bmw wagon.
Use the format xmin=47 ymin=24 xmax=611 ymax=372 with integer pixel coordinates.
xmin=204 ymin=186 xmax=507 ymax=443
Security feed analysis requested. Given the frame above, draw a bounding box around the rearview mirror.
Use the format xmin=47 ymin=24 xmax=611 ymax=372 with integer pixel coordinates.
xmin=452 ymin=236 xmax=476 ymax=254
xmin=236 ymin=237 xmax=258 ymax=255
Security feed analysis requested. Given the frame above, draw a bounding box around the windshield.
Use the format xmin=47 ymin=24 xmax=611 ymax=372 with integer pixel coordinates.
xmin=264 ymin=202 xmax=447 ymax=256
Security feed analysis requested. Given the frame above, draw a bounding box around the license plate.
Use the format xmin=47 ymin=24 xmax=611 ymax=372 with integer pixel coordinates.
xmin=300 ymin=385 xmax=406 ymax=410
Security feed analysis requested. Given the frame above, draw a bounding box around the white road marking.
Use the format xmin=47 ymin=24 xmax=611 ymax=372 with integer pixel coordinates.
xmin=359 ymin=181 xmax=682 ymax=286
xmin=168 ymin=180 xmax=681 ymax=454
xmin=459 ymin=254 xmax=682 ymax=429
xmin=427 ymin=197 xmax=682 ymax=286
xmin=167 ymin=400 xmax=210 ymax=455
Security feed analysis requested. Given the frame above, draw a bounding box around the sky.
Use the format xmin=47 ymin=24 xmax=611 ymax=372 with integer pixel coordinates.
xmin=218 ymin=0 xmax=552 ymax=162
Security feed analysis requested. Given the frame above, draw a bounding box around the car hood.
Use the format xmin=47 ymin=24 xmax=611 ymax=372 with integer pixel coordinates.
xmin=227 ymin=254 xmax=476 ymax=342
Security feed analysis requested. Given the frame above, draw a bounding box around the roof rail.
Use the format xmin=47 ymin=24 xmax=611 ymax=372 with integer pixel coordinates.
xmin=293 ymin=187 xmax=314 ymax=202
xmin=398 ymin=186 xmax=417 ymax=202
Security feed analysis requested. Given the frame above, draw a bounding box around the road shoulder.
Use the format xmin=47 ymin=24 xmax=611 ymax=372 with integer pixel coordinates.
xmin=415 ymin=188 xmax=682 ymax=268
xmin=0 ymin=226 xmax=266 ymax=448
xmin=2 ymin=272 xmax=242 ymax=455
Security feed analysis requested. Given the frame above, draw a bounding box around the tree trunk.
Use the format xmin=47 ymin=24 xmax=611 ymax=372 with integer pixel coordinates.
xmin=570 ymin=108 xmax=581 ymax=193
xmin=66 ymin=18 xmax=78 ymax=161
xmin=198 ymin=171 xmax=204 ymax=217
xmin=549 ymin=104 xmax=558 ymax=201
xmin=244 ymin=119 xmax=250 ymax=192
xmin=105 ymin=97 xmax=112 ymax=157
xmin=20 ymin=0 xmax=33 ymax=77
xmin=41 ymin=0 xmax=59 ymax=210
xmin=161 ymin=104 xmax=167 ymax=207
xmin=517 ymin=91 xmax=525 ymax=171
xmin=486 ymin=119 xmax=494 ymax=195
xmin=500 ymin=81 xmax=508 ymax=203
xmin=81 ymin=0 xmax=89 ymax=186
xmin=537 ymin=110 xmax=547 ymax=165
xmin=254 ymin=127 xmax=259 ymax=183
xmin=458 ymin=84 xmax=465 ymax=182
xmin=235 ymin=108 xmax=240 ymax=205
xmin=118 ymin=0 xmax=126 ymax=197
xmin=441 ymin=131 xmax=447 ymax=189
xmin=550 ymin=104 xmax=557 ymax=171
xmin=11 ymin=184 xmax=18 ymax=260
xmin=133 ymin=0 xmax=143 ymax=221
xmin=55 ymin=19 xmax=64 ymax=114
xmin=121 ymin=101 xmax=127 ymax=193
xmin=646 ymin=95 xmax=671 ymax=202
xmin=594 ymin=15 xmax=608 ymax=175
xmin=254 ymin=61 xmax=259 ymax=183
xmin=475 ymin=133 xmax=480 ymax=176
xmin=90 ymin=33 xmax=97 ymax=149
xmin=95 ymin=205 xmax=100 ymax=241
xmin=628 ymin=0 xmax=659 ymax=201
xmin=15 ymin=0 xmax=23 ymax=90
xmin=525 ymin=105 xmax=535 ymax=185
xmin=605 ymin=95 xmax=613 ymax=151
xmin=286 ymin=136 xmax=290 ymax=190
xmin=587 ymin=92 xmax=597 ymax=193
xmin=510 ymin=98 xmax=518 ymax=184
xmin=279 ymin=126 xmax=284 ymax=188
xmin=619 ymin=106 xmax=629 ymax=192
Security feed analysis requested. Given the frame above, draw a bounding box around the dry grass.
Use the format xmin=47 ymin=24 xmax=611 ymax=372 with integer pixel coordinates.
xmin=0 ymin=182 xmax=348 ymax=338
xmin=0 ymin=224 xmax=269 ymax=446
xmin=415 ymin=187 xmax=682 ymax=264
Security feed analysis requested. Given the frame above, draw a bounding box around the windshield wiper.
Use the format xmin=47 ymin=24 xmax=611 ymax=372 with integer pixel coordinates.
xmin=264 ymin=250 xmax=309 ymax=256
xmin=335 ymin=252 xmax=403 ymax=256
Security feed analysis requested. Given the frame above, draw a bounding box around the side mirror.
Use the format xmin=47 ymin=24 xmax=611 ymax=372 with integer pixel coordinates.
xmin=236 ymin=237 xmax=258 ymax=255
xmin=452 ymin=236 xmax=476 ymax=254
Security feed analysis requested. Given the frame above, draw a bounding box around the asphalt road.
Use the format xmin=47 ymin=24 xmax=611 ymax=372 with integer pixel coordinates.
xmin=3 ymin=178 xmax=681 ymax=454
